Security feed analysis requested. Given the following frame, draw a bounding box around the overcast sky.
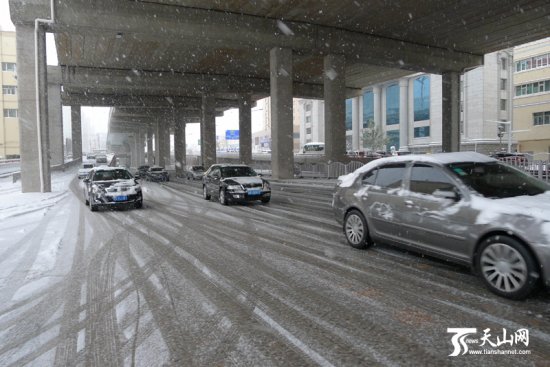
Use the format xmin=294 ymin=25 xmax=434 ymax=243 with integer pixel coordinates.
xmin=0 ymin=1 xmax=15 ymax=31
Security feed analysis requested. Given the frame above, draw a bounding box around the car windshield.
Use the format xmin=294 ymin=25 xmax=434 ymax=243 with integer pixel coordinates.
xmin=221 ymin=166 xmax=257 ymax=178
xmin=151 ymin=167 xmax=164 ymax=172
xmin=192 ymin=166 xmax=203 ymax=171
xmin=93 ymin=169 xmax=132 ymax=181
xmin=447 ymin=162 xmax=549 ymax=198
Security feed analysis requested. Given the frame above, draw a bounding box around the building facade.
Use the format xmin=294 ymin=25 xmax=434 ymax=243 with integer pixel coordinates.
xmin=252 ymin=98 xmax=302 ymax=153
xmin=0 ymin=31 xmax=19 ymax=159
xmin=513 ymin=38 xmax=550 ymax=157
xmin=345 ymin=50 xmax=514 ymax=155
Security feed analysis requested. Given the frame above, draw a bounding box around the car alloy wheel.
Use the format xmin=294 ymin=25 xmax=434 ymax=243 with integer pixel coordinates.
xmin=344 ymin=210 xmax=371 ymax=249
xmin=477 ymin=236 xmax=538 ymax=299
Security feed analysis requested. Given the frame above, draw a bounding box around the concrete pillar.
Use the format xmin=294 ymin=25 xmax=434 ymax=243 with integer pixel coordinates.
xmin=239 ymin=95 xmax=252 ymax=165
xmin=324 ymin=54 xmax=347 ymax=162
xmin=399 ymin=78 xmax=409 ymax=151
xmin=48 ymin=83 xmax=64 ymax=166
xmin=71 ymin=105 xmax=82 ymax=163
xmin=16 ymin=25 xmax=51 ymax=192
xmin=139 ymin=130 xmax=145 ymax=165
xmin=351 ymin=96 xmax=360 ymax=152
xmin=174 ymin=112 xmax=186 ymax=177
xmin=130 ymin=134 xmax=137 ymax=168
xmin=155 ymin=118 xmax=165 ymax=167
xmin=373 ymin=85 xmax=381 ymax=130
xmin=163 ymin=125 xmax=171 ymax=166
xmin=270 ymin=47 xmax=294 ymax=179
xmin=442 ymin=72 xmax=461 ymax=152
xmin=201 ymin=95 xmax=216 ymax=169
xmin=147 ymin=125 xmax=154 ymax=164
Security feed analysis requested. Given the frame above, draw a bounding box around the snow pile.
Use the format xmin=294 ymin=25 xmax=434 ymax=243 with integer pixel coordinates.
xmin=0 ymin=170 xmax=76 ymax=220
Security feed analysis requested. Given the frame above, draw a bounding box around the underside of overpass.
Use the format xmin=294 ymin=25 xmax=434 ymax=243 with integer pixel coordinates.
xmin=9 ymin=0 xmax=550 ymax=191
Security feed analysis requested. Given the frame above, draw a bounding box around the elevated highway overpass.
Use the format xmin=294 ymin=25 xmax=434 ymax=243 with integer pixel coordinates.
xmin=9 ymin=0 xmax=550 ymax=191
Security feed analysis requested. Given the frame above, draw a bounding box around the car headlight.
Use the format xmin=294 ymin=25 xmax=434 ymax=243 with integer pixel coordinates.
xmin=226 ymin=184 xmax=242 ymax=191
xmin=262 ymin=181 xmax=271 ymax=190
xmin=91 ymin=184 xmax=104 ymax=193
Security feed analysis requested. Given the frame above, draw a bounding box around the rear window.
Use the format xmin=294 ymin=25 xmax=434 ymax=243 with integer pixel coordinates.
xmin=83 ymin=164 xmax=94 ymax=169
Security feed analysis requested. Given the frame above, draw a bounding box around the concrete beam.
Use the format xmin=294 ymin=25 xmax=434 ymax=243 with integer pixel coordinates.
xmin=59 ymin=66 xmax=354 ymax=100
xmin=39 ymin=0 xmax=483 ymax=73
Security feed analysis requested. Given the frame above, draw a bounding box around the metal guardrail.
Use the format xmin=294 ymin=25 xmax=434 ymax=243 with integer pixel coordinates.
xmin=497 ymin=157 xmax=549 ymax=182
xmin=174 ymin=154 xmax=550 ymax=181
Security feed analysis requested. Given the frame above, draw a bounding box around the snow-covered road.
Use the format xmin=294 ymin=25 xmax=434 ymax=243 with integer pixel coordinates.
xmin=0 ymin=172 xmax=549 ymax=366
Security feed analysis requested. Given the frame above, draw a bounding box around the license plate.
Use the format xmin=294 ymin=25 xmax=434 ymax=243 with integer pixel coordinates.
xmin=247 ymin=189 xmax=261 ymax=196
xmin=114 ymin=196 xmax=128 ymax=201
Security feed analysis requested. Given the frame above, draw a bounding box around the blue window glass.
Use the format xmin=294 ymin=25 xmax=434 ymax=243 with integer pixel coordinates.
xmin=363 ymin=91 xmax=374 ymax=128
xmin=386 ymin=130 xmax=399 ymax=151
xmin=414 ymin=126 xmax=430 ymax=138
xmin=414 ymin=76 xmax=430 ymax=121
xmin=345 ymin=98 xmax=352 ymax=131
xmin=386 ymin=84 xmax=399 ymax=125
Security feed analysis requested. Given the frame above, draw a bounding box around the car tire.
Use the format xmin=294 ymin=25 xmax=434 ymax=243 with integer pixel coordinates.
xmin=85 ymin=195 xmax=89 ymax=206
xmin=89 ymin=194 xmax=98 ymax=212
xmin=219 ymin=188 xmax=228 ymax=205
xmin=203 ymin=185 xmax=211 ymax=200
xmin=135 ymin=194 xmax=143 ymax=209
xmin=261 ymin=197 xmax=270 ymax=204
xmin=477 ymin=236 xmax=539 ymax=300
xmin=344 ymin=209 xmax=372 ymax=249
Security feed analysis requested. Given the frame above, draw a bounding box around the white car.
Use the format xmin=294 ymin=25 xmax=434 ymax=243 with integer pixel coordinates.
xmin=78 ymin=163 xmax=95 ymax=179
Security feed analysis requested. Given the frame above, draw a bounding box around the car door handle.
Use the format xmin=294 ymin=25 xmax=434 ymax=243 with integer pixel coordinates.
xmin=404 ymin=200 xmax=414 ymax=207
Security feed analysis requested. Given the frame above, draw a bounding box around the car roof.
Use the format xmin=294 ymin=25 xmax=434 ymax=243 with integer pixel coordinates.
xmin=373 ymin=151 xmax=496 ymax=165
xmin=338 ymin=152 xmax=497 ymax=188
xmin=91 ymin=166 xmax=128 ymax=171
xmin=211 ymin=164 xmax=251 ymax=168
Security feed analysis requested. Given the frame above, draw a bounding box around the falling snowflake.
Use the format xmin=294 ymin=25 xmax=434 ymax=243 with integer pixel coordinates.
xmin=276 ymin=20 xmax=294 ymax=36
xmin=325 ymin=68 xmax=337 ymax=80
xmin=279 ymin=67 xmax=289 ymax=77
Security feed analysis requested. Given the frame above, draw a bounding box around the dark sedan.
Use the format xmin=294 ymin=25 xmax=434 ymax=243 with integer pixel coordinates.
xmin=145 ymin=166 xmax=170 ymax=182
xmin=202 ymin=164 xmax=271 ymax=205
xmin=135 ymin=165 xmax=150 ymax=178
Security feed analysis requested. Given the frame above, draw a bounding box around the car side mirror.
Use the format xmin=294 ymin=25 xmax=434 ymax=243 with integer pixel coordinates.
xmin=433 ymin=189 xmax=460 ymax=201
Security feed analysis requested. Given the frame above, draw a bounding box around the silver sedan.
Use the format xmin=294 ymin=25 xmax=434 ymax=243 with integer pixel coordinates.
xmin=332 ymin=151 xmax=550 ymax=300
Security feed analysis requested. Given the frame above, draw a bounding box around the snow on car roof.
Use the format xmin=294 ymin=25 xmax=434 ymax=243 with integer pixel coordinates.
xmin=338 ymin=152 xmax=496 ymax=187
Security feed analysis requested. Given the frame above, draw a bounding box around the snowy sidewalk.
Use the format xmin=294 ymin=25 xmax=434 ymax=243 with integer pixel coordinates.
xmin=0 ymin=169 xmax=77 ymax=220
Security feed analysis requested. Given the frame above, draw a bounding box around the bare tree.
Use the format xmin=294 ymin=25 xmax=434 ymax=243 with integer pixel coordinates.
xmin=362 ymin=120 xmax=388 ymax=151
